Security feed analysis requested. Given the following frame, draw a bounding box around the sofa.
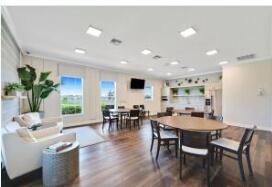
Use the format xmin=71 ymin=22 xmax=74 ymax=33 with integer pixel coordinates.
xmin=1 ymin=113 xmax=76 ymax=179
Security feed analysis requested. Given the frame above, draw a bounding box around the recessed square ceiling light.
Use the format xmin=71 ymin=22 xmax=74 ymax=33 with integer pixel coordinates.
xmin=206 ymin=49 xmax=218 ymax=56
xmin=86 ymin=26 xmax=102 ymax=37
xmin=167 ymin=72 xmax=172 ymax=76
xmin=180 ymin=27 xmax=197 ymax=38
xmin=187 ymin=68 xmax=195 ymax=72
xmin=170 ymin=61 xmax=179 ymax=65
xmin=141 ymin=49 xmax=152 ymax=55
xmin=120 ymin=61 xmax=128 ymax=64
xmin=74 ymin=48 xmax=86 ymax=54
xmin=147 ymin=68 xmax=154 ymax=71
xmin=219 ymin=61 xmax=229 ymax=65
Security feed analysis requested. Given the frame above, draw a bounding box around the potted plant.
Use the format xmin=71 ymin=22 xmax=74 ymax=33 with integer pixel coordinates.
xmin=184 ymin=88 xmax=190 ymax=95
xmin=4 ymin=83 xmax=24 ymax=96
xmin=17 ymin=65 xmax=59 ymax=113
xmin=199 ymin=87 xmax=205 ymax=95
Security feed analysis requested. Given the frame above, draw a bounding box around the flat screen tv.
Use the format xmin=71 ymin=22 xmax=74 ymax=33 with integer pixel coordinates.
xmin=130 ymin=78 xmax=145 ymax=89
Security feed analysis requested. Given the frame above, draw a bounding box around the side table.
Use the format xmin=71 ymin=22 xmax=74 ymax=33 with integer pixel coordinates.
xmin=42 ymin=141 xmax=79 ymax=186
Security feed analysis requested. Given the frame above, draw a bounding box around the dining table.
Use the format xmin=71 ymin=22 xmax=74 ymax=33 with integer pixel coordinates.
xmin=154 ymin=115 xmax=228 ymax=182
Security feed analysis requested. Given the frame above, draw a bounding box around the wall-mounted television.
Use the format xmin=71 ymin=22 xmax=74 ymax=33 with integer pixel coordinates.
xmin=130 ymin=78 xmax=145 ymax=89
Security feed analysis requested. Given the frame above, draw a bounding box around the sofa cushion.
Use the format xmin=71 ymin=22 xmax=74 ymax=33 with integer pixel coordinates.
xmin=16 ymin=127 xmax=37 ymax=142
xmin=14 ymin=112 xmax=41 ymax=128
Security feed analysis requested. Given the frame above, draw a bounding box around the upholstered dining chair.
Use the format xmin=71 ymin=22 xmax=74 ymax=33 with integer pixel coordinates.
xmin=166 ymin=107 xmax=174 ymax=115
xmin=150 ymin=120 xmax=178 ymax=160
xmin=133 ymin=105 xmax=139 ymax=109
xmin=180 ymin=130 xmax=211 ymax=187
xmin=102 ymin=110 xmax=119 ymax=130
xmin=126 ymin=109 xmax=140 ymax=129
xmin=157 ymin=112 xmax=178 ymax=134
xmin=210 ymin=126 xmax=256 ymax=182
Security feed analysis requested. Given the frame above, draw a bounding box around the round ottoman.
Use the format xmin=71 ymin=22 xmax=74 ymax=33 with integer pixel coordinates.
xmin=42 ymin=141 xmax=79 ymax=186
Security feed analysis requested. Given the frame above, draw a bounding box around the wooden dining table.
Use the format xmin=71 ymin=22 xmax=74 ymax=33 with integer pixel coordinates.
xmin=155 ymin=115 xmax=228 ymax=182
xmin=155 ymin=115 xmax=228 ymax=132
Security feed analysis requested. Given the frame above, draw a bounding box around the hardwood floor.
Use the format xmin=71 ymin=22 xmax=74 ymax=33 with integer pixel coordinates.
xmin=2 ymin=120 xmax=272 ymax=187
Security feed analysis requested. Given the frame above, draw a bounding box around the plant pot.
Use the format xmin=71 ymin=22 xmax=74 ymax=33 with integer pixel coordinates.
xmin=7 ymin=91 xmax=22 ymax=97
xmin=38 ymin=111 xmax=45 ymax=118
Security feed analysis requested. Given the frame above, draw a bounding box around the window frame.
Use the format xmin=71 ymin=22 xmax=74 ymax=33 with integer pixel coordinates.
xmin=144 ymin=85 xmax=154 ymax=101
xmin=100 ymin=80 xmax=117 ymax=109
xmin=60 ymin=75 xmax=84 ymax=116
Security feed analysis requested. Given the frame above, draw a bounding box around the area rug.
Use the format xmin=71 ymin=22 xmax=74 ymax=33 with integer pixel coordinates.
xmin=64 ymin=126 xmax=107 ymax=148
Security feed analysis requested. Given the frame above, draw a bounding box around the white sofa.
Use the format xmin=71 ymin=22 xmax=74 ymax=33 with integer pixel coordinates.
xmin=13 ymin=112 xmax=63 ymax=130
xmin=1 ymin=121 xmax=76 ymax=179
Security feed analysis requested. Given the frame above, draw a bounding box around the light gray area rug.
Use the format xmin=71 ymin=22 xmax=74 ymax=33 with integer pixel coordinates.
xmin=64 ymin=126 xmax=107 ymax=148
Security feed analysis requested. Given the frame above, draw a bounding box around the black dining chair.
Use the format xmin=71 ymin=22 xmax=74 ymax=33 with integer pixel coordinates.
xmin=166 ymin=107 xmax=174 ymax=116
xmin=150 ymin=120 xmax=178 ymax=160
xmin=133 ymin=105 xmax=139 ymax=109
xmin=102 ymin=110 xmax=119 ymax=130
xmin=157 ymin=112 xmax=178 ymax=134
xmin=180 ymin=130 xmax=211 ymax=187
xmin=126 ymin=109 xmax=140 ymax=129
xmin=210 ymin=126 xmax=256 ymax=182
xmin=105 ymin=105 xmax=114 ymax=110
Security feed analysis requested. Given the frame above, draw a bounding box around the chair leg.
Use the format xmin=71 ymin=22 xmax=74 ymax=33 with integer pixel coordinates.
xmin=238 ymin=154 xmax=246 ymax=182
xmin=220 ymin=148 xmax=223 ymax=161
xmin=245 ymin=147 xmax=253 ymax=176
xmin=207 ymin=155 xmax=211 ymax=187
xmin=183 ymin=154 xmax=186 ymax=165
xmin=156 ymin=140 xmax=161 ymax=160
xmin=102 ymin=120 xmax=105 ymax=129
xmin=175 ymin=140 xmax=178 ymax=158
xmin=203 ymin=158 xmax=206 ymax=168
xmin=150 ymin=137 xmax=154 ymax=152
xmin=180 ymin=149 xmax=183 ymax=179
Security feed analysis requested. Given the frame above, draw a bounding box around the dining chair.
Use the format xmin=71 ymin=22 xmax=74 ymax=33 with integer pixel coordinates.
xmin=180 ymin=130 xmax=211 ymax=187
xmin=209 ymin=116 xmax=223 ymax=140
xmin=150 ymin=120 xmax=178 ymax=160
xmin=166 ymin=107 xmax=174 ymax=115
xmin=126 ymin=109 xmax=140 ymax=129
xmin=133 ymin=105 xmax=139 ymax=109
xmin=210 ymin=126 xmax=256 ymax=182
xmin=191 ymin=111 xmax=204 ymax=118
xmin=139 ymin=104 xmax=145 ymax=109
xmin=157 ymin=112 xmax=178 ymax=134
xmin=102 ymin=110 xmax=119 ymax=130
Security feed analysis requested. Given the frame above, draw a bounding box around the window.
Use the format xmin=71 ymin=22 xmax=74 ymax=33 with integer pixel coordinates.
xmin=144 ymin=85 xmax=153 ymax=100
xmin=100 ymin=80 xmax=116 ymax=110
xmin=60 ymin=76 xmax=83 ymax=115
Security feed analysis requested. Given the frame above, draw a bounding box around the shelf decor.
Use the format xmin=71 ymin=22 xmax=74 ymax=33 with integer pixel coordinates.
xmin=184 ymin=88 xmax=190 ymax=95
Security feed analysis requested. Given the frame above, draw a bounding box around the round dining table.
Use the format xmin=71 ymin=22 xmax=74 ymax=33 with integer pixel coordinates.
xmin=155 ymin=116 xmax=228 ymax=132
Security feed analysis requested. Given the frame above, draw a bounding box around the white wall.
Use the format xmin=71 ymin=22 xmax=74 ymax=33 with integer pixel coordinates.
xmin=223 ymin=59 xmax=272 ymax=131
xmin=22 ymin=55 xmax=163 ymax=127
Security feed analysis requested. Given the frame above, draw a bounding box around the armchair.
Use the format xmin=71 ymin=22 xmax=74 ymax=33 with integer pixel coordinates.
xmin=1 ymin=123 xmax=76 ymax=179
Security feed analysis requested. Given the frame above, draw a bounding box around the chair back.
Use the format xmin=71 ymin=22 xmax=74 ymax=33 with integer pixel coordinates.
xmin=139 ymin=105 xmax=145 ymax=110
xmin=157 ymin=112 xmax=166 ymax=118
xmin=166 ymin=107 xmax=174 ymax=113
xmin=150 ymin=120 xmax=160 ymax=139
xmin=130 ymin=109 xmax=140 ymax=117
xmin=191 ymin=111 xmax=204 ymax=118
xmin=105 ymin=105 xmax=114 ymax=110
xmin=208 ymin=115 xmax=223 ymax=122
xmin=118 ymin=106 xmax=125 ymax=109
xmin=181 ymin=130 xmax=210 ymax=149
xmin=239 ymin=126 xmax=256 ymax=152
xmin=102 ymin=110 xmax=110 ymax=118
xmin=185 ymin=107 xmax=195 ymax=111
xmin=133 ymin=105 xmax=139 ymax=109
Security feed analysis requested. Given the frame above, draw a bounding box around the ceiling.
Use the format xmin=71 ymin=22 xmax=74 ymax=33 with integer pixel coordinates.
xmin=5 ymin=6 xmax=272 ymax=79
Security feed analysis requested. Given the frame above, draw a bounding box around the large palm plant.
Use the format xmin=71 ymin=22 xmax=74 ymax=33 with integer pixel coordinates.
xmin=17 ymin=65 xmax=59 ymax=112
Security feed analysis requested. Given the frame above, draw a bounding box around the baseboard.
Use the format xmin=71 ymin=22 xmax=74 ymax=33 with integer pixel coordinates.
xmin=224 ymin=121 xmax=272 ymax=132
